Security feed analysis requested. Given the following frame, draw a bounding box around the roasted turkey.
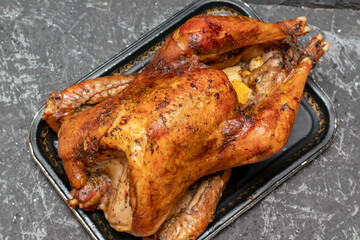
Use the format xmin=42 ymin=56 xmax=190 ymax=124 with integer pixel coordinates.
xmin=42 ymin=15 xmax=329 ymax=239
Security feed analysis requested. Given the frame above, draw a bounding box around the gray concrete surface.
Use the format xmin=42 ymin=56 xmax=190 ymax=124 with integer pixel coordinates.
xmin=0 ymin=1 xmax=359 ymax=239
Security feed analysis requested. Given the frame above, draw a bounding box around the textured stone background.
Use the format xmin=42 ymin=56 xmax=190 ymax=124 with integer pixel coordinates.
xmin=0 ymin=0 xmax=359 ymax=239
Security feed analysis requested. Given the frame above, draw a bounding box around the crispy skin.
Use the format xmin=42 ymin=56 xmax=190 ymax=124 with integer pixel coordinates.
xmin=59 ymin=68 xmax=237 ymax=234
xmin=145 ymin=15 xmax=310 ymax=74
xmin=43 ymin=15 xmax=329 ymax=237
xmin=43 ymin=74 xmax=135 ymax=132
xmin=59 ymin=59 xmax=312 ymax=236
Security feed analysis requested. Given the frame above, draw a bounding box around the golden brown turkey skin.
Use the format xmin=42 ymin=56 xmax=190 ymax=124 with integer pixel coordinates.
xmin=59 ymin=58 xmax=315 ymax=236
xmin=58 ymin=67 xmax=237 ymax=234
xmin=42 ymin=15 xmax=329 ymax=237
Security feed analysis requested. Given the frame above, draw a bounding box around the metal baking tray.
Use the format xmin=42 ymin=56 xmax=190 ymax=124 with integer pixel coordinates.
xmin=28 ymin=0 xmax=337 ymax=239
